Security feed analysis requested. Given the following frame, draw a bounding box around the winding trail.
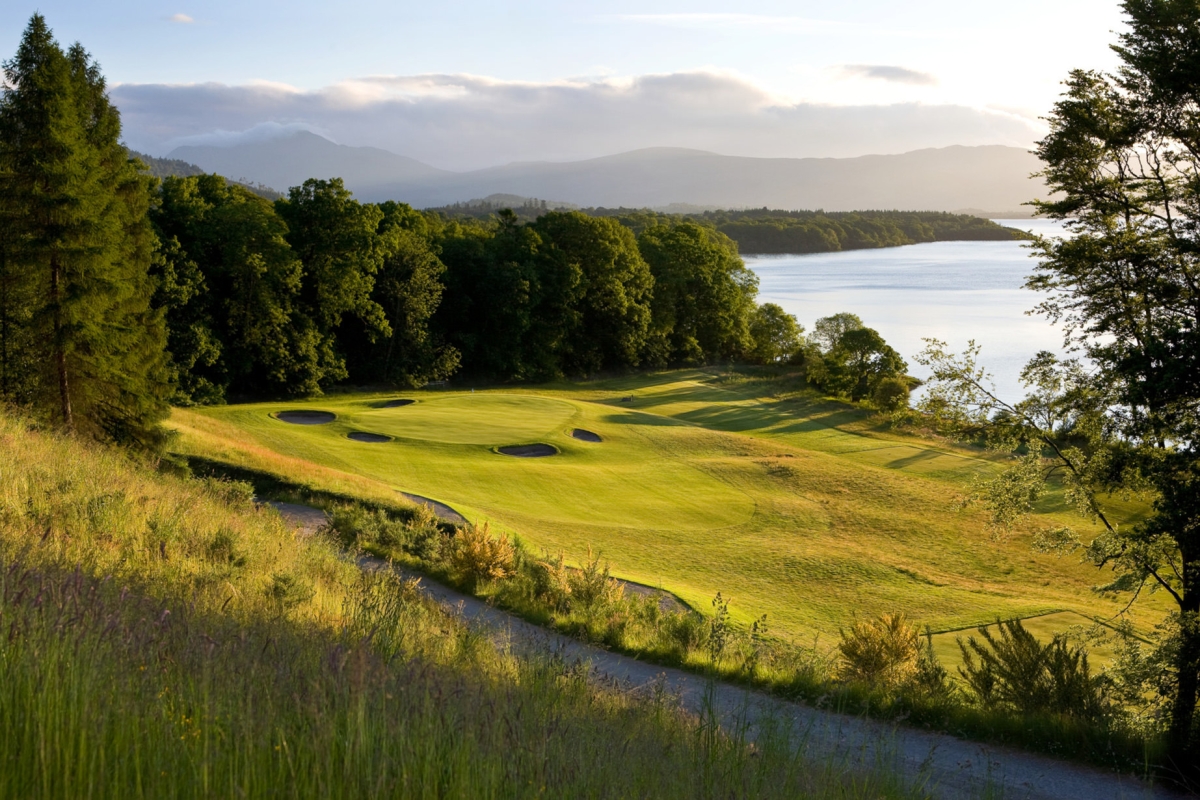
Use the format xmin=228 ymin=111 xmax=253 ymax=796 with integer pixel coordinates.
xmin=269 ymin=503 xmax=1184 ymax=800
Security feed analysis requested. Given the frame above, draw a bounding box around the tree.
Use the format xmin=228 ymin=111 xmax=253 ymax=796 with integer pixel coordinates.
xmin=434 ymin=213 xmax=551 ymax=380
xmin=637 ymin=222 xmax=758 ymax=365
xmin=0 ymin=15 xmax=169 ymax=445
xmin=533 ymin=212 xmax=653 ymax=374
xmin=1031 ymin=0 xmax=1200 ymax=772
xmin=152 ymin=174 xmax=319 ymax=399
xmin=811 ymin=312 xmax=864 ymax=353
xmin=747 ymin=303 xmax=803 ymax=365
xmin=826 ymin=327 xmax=907 ymax=402
xmin=0 ymin=170 xmax=37 ymax=403
xmin=916 ymin=3 xmax=1200 ymax=771
xmin=343 ymin=202 xmax=459 ymax=387
xmin=275 ymin=179 xmax=387 ymax=388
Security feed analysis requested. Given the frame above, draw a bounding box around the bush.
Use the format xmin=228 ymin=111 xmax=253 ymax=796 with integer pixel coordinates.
xmin=661 ymin=612 xmax=708 ymax=657
xmin=838 ymin=612 xmax=920 ymax=688
xmin=566 ymin=548 xmax=624 ymax=612
xmin=448 ymin=523 xmax=515 ymax=589
xmin=958 ymin=619 xmax=1111 ymax=722
xmin=328 ymin=504 xmax=446 ymax=561
xmin=266 ymin=571 xmax=315 ymax=612
xmin=872 ymin=376 xmax=911 ymax=412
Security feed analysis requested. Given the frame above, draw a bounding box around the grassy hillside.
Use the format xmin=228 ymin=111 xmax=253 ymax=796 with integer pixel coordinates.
xmin=169 ymin=370 xmax=1167 ymax=646
xmin=0 ymin=411 xmax=915 ymax=799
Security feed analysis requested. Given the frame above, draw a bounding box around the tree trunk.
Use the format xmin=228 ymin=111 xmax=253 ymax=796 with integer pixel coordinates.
xmin=1167 ymin=555 xmax=1199 ymax=787
xmin=49 ymin=255 xmax=72 ymax=429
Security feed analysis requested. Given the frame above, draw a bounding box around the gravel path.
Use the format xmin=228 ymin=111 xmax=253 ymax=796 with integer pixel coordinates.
xmin=398 ymin=492 xmax=469 ymax=525
xmin=270 ymin=503 xmax=1184 ymax=800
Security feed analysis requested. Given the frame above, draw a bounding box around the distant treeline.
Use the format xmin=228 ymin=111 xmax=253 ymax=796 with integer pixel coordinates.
xmin=690 ymin=209 xmax=1028 ymax=253
xmin=429 ymin=204 xmax=1027 ymax=254
xmin=129 ymin=149 xmax=284 ymax=200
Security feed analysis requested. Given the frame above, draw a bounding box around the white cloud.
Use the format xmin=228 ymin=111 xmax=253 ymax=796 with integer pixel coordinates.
xmin=840 ymin=65 xmax=937 ymax=86
xmin=167 ymin=13 xmax=194 ymax=24
xmin=112 ymin=70 xmax=1042 ymax=171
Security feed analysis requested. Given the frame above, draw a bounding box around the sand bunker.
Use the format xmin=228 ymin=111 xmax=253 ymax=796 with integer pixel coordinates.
xmin=399 ymin=492 xmax=467 ymax=525
xmin=497 ymin=443 xmax=557 ymax=458
xmin=276 ymin=410 xmax=335 ymax=425
xmin=570 ymin=428 xmax=602 ymax=443
xmin=347 ymin=431 xmax=391 ymax=443
xmin=381 ymin=398 xmax=415 ymax=408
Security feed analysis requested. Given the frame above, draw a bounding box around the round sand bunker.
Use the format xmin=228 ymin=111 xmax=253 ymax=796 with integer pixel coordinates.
xmin=497 ymin=443 xmax=557 ymax=458
xmin=276 ymin=410 xmax=335 ymax=425
xmin=347 ymin=431 xmax=391 ymax=443
xmin=570 ymin=428 xmax=602 ymax=443
xmin=381 ymin=398 xmax=415 ymax=408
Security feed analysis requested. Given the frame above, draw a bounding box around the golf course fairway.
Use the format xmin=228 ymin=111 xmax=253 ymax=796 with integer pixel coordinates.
xmin=170 ymin=369 xmax=1167 ymax=643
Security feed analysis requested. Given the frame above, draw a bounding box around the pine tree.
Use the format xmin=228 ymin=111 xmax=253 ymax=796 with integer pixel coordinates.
xmin=0 ymin=15 xmax=170 ymax=445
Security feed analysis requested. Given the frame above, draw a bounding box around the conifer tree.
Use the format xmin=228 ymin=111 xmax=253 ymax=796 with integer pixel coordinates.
xmin=0 ymin=15 xmax=170 ymax=444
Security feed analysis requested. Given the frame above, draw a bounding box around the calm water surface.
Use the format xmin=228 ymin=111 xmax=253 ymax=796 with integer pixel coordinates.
xmin=743 ymin=220 xmax=1071 ymax=403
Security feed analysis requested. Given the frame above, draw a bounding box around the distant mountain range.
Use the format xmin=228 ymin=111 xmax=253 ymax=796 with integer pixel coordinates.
xmin=167 ymin=131 xmax=1045 ymax=212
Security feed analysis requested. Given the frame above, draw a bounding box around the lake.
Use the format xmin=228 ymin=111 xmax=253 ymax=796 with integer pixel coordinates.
xmin=744 ymin=219 xmax=1072 ymax=403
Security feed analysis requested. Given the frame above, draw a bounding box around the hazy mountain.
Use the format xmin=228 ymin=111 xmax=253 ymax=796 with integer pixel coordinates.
xmin=169 ymin=131 xmax=449 ymax=197
xmin=168 ymin=132 xmax=1045 ymax=211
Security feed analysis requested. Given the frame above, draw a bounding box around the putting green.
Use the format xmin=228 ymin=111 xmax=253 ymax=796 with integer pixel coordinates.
xmin=195 ymin=394 xmax=755 ymax=532
xmin=355 ymin=394 xmax=577 ymax=444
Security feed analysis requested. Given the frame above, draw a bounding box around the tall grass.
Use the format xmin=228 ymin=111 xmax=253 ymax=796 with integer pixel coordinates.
xmin=0 ymin=412 xmax=918 ymax=799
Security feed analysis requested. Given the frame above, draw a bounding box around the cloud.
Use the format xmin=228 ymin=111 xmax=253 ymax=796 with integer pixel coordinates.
xmin=840 ymin=64 xmax=937 ymax=86
xmin=167 ymin=13 xmax=194 ymax=24
xmin=112 ymin=70 xmax=1039 ymax=170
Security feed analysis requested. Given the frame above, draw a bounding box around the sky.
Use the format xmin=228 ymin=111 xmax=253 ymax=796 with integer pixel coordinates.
xmin=2 ymin=1 xmax=1128 ymax=170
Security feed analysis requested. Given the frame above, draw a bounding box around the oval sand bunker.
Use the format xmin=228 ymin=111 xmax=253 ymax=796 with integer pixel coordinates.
xmin=347 ymin=431 xmax=391 ymax=443
xmin=381 ymin=398 xmax=414 ymax=408
xmin=570 ymin=428 xmax=602 ymax=443
xmin=276 ymin=410 xmax=335 ymax=425
xmin=498 ymin=443 xmax=557 ymax=458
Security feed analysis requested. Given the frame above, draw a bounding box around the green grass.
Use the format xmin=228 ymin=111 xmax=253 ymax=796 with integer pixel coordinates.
xmin=0 ymin=411 xmax=920 ymax=799
xmin=172 ymin=369 xmax=1168 ymax=648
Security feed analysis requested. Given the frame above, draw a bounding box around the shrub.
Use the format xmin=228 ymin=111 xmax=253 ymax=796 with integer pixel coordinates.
xmin=566 ymin=548 xmax=624 ymax=612
xmin=206 ymin=528 xmax=246 ymax=568
xmin=872 ymin=376 xmax=911 ymax=412
xmin=838 ymin=612 xmax=920 ymax=688
xmin=958 ymin=619 xmax=1111 ymax=722
xmin=266 ymin=571 xmax=315 ymax=611
xmin=448 ymin=522 xmax=514 ymax=589
xmin=661 ymin=612 xmax=707 ymax=657
xmin=327 ymin=504 xmax=446 ymax=561
xmin=402 ymin=504 xmax=445 ymax=561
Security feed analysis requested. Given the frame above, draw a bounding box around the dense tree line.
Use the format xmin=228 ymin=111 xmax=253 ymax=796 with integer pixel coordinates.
xmin=432 ymin=203 xmax=1028 ymax=254
xmin=690 ymin=209 xmax=1028 ymax=254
